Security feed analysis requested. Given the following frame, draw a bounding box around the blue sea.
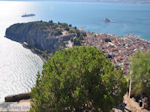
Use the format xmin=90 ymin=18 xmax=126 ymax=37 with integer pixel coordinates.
xmin=0 ymin=1 xmax=150 ymax=102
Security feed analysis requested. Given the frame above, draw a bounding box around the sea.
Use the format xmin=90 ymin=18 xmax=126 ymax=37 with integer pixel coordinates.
xmin=0 ymin=1 xmax=150 ymax=102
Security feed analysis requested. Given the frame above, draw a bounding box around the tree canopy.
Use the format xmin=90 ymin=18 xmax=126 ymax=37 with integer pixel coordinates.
xmin=130 ymin=50 xmax=150 ymax=98
xmin=30 ymin=46 xmax=127 ymax=112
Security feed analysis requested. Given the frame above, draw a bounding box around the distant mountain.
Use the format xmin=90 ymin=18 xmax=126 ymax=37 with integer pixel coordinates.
xmin=1 ymin=0 xmax=150 ymax=4
xmin=63 ymin=0 xmax=150 ymax=4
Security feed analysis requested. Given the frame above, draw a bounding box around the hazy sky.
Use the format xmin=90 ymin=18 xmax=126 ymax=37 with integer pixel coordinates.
xmin=1 ymin=0 xmax=150 ymax=3
xmin=0 ymin=0 xmax=150 ymax=2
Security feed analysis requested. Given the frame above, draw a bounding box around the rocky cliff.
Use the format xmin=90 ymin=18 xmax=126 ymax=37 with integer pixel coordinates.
xmin=5 ymin=21 xmax=84 ymax=54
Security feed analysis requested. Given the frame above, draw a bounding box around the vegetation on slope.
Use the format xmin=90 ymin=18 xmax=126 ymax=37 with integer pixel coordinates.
xmin=5 ymin=21 xmax=86 ymax=59
xmin=129 ymin=51 xmax=150 ymax=108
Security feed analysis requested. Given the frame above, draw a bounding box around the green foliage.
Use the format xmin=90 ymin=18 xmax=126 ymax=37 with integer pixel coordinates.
xmin=65 ymin=27 xmax=70 ymax=31
xmin=69 ymin=24 xmax=72 ymax=27
xmin=59 ymin=23 xmax=69 ymax=31
xmin=69 ymin=30 xmax=86 ymax=46
xmin=30 ymin=46 xmax=127 ymax=112
xmin=130 ymin=50 xmax=150 ymax=98
xmin=51 ymin=29 xmax=62 ymax=36
xmin=76 ymin=30 xmax=81 ymax=37
xmin=71 ymin=32 xmax=85 ymax=46
xmin=33 ymin=48 xmax=48 ymax=60
xmin=60 ymin=23 xmax=68 ymax=27
xmin=68 ymin=29 xmax=75 ymax=34
xmin=72 ymin=38 xmax=82 ymax=46
xmin=81 ymin=32 xmax=87 ymax=37
xmin=63 ymin=23 xmax=70 ymax=31
xmin=49 ymin=20 xmax=53 ymax=23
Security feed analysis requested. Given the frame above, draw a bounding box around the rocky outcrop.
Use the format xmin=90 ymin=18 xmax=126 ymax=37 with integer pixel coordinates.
xmin=5 ymin=21 xmax=76 ymax=53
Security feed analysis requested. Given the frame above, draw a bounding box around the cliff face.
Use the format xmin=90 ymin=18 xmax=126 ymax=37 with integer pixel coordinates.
xmin=5 ymin=21 xmax=77 ymax=53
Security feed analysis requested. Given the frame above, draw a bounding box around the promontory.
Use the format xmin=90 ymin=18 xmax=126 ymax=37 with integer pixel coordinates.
xmin=5 ymin=21 xmax=86 ymax=59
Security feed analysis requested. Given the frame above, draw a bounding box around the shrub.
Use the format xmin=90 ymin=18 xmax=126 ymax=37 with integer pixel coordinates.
xmin=72 ymin=38 xmax=82 ymax=46
xmin=69 ymin=24 xmax=72 ymax=27
xmin=69 ymin=29 xmax=75 ymax=34
xmin=52 ymin=29 xmax=62 ymax=36
xmin=30 ymin=46 xmax=127 ymax=112
xmin=49 ymin=20 xmax=53 ymax=23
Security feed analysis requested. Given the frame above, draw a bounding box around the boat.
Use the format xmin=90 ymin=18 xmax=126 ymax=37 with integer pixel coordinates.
xmin=21 ymin=13 xmax=35 ymax=17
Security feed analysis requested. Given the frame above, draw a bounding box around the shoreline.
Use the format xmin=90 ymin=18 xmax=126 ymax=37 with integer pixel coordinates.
xmin=22 ymin=42 xmax=48 ymax=63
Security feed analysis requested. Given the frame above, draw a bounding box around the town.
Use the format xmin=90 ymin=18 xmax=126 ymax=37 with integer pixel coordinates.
xmin=83 ymin=33 xmax=150 ymax=75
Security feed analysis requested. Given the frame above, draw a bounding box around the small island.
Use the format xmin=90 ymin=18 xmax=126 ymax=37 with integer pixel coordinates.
xmin=21 ymin=14 xmax=35 ymax=17
xmin=104 ymin=18 xmax=112 ymax=22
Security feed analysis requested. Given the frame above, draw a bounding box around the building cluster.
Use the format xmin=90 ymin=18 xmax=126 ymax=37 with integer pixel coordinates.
xmin=83 ymin=33 xmax=150 ymax=75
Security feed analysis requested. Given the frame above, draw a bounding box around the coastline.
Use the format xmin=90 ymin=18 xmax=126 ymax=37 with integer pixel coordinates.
xmin=23 ymin=44 xmax=47 ymax=63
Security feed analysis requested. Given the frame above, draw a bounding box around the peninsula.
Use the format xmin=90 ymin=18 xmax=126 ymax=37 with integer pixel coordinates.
xmin=21 ymin=14 xmax=35 ymax=17
xmin=5 ymin=21 xmax=86 ymax=60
